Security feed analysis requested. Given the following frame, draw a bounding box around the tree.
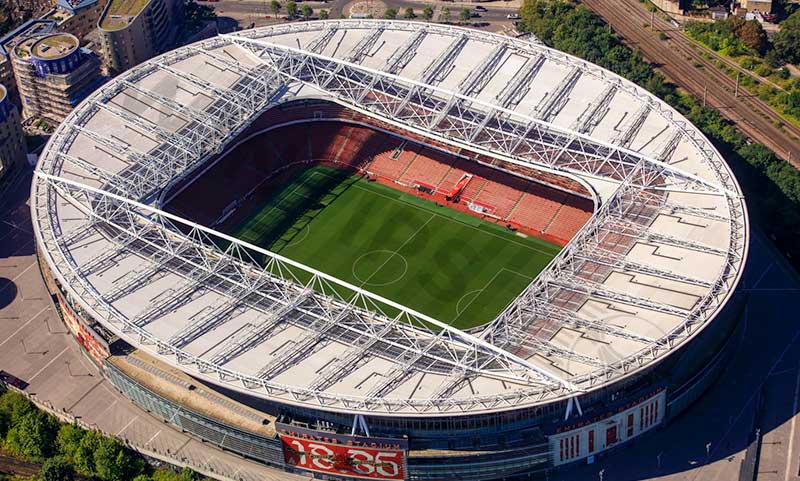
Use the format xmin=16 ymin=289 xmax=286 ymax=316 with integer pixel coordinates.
xmin=774 ymin=10 xmax=800 ymax=64
xmin=459 ymin=7 xmax=471 ymax=22
xmin=269 ymin=0 xmax=281 ymax=17
xmin=301 ymin=4 xmax=313 ymax=19
xmin=319 ymin=9 xmax=329 ymax=19
xmin=285 ymin=0 xmax=297 ymax=18
xmin=56 ymin=423 xmax=86 ymax=461
xmin=384 ymin=7 xmax=397 ymax=19
xmin=439 ymin=7 xmax=450 ymax=23
xmin=41 ymin=456 xmax=73 ymax=481
xmin=403 ymin=7 xmax=415 ymax=19
xmin=73 ymin=430 xmax=101 ymax=477
xmin=738 ymin=20 xmax=767 ymax=54
xmin=422 ymin=5 xmax=433 ymax=20
xmin=4 ymin=410 xmax=59 ymax=459
xmin=94 ymin=437 xmax=146 ymax=481
xmin=0 ymin=391 xmax=35 ymax=428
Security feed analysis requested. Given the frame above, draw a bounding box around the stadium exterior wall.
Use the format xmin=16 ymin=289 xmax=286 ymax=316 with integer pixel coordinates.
xmin=35 ymin=211 xmax=748 ymax=481
xmin=30 ymin=20 xmax=751 ymax=480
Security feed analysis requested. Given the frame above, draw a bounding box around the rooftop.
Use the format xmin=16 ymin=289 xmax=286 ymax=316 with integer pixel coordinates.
xmin=0 ymin=19 xmax=56 ymax=57
xmin=99 ymin=0 xmax=151 ymax=31
xmin=31 ymin=21 xmax=749 ymax=416
xmin=31 ymin=34 xmax=79 ymax=60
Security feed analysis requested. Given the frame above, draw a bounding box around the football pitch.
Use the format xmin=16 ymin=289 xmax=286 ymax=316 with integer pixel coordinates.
xmin=231 ymin=165 xmax=561 ymax=330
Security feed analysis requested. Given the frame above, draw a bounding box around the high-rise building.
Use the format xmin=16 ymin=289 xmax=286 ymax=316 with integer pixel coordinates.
xmin=0 ymin=83 xmax=27 ymax=181
xmin=4 ymin=25 xmax=103 ymax=122
xmin=0 ymin=20 xmax=59 ymax=110
xmin=44 ymin=0 xmax=110 ymax=42
xmin=98 ymin=0 xmax=183 ymax=74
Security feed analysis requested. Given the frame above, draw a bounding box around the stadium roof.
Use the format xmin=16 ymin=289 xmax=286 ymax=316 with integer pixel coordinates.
xmin=32 ymin=20 xmax=748 ymax=416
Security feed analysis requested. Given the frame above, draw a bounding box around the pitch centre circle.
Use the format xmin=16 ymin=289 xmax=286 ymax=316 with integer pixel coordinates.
xmin=352 ymin=250 xmax=408 ymax=287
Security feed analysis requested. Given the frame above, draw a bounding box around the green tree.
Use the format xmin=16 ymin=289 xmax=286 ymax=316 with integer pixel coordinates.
xmin=0 ymin=391 xmax=35 ymax=428
xmin=422 ymin=5 xmax=433 ymax=20
xmin=301 ymin=4 xmax=313 ymax=19
xmin=286 ymin=0 xmax=297 ymax=18
xmin=73 ymin=430 xmax=101 ymax=476
xmin=41 ymin=456 xmax=74 ymax=481
xmin=384 ymin=7 xmax=397 ymax=19
xmin=4 ymin=410 xmax=59 ymax=459
xmin=56 ymin=423 xmax=85 ymax=461
xmin=269 ymin=0 xmax=281 ymax=17
xmin=439 ymin=7 xmax=450 ymax=22
xmin=94 ymin=437 xmax=146 ymax=481
xmin=774 ymin=10 xmax=800 ymax=64
xmin=459 ymin=7 xmax=471 ymax=22
xmin=403 ymin=7 xmax=415 ymax=19
xmin=150 ymin=467 xmax=204 ymax=481
xmin=319 ymin=9 xmax=329 ymax=19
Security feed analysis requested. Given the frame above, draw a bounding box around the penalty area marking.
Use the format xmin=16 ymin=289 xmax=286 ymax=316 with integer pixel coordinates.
xmin=452 ymin=268 xmax=533 ymax=324
xmin=282 ymin=223 xmax=311 ymax=249
xmin=455 ymin=289 xmax=483 ymax=317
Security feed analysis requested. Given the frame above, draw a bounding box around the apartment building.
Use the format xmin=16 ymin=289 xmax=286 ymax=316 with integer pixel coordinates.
xmin=0 ymin=84 xmax=27 ymax=181
xmin=44 ymin=0 xmax=110 ymax=41
xmin=98 ymin=0 xmax=184 ymax=74
xmin=3 ymin=22 xmax=103 ymax=122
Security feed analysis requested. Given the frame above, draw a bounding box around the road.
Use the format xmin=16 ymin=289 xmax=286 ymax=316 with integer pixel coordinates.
xmin=204 ymin=0 xmax=519 ymax=32
xmin=580 ymin=0 xmax=800 ymax=168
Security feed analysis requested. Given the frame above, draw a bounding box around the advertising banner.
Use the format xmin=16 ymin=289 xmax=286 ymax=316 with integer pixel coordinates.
xmin=277 ymin=424 xmax=407 ymax=480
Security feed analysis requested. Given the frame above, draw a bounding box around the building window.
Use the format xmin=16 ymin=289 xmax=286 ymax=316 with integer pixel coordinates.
xmin=627 ymin=413 xmax=634 ymax=438
xmin=588 ymin=430 xmax=594 ymax=453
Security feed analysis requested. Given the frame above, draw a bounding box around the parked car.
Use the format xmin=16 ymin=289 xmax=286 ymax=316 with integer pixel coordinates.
xmin=475 ymin=6 xmax=487 ymax=12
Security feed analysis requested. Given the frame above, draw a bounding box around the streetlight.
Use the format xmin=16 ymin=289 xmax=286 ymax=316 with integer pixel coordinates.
xmin=657 ymin=451 xmax=663 ymax=470
xmin=599 ymin=468 xmax=605 ymax=481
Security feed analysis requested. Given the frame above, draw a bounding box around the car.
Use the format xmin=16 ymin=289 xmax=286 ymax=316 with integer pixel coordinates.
xmin=506 ymin=13 xmax=519 ymax=19
xmin=471 ymin=11 xmax=480 ymax=17
xmin=475 ymin=6 xmax=487 ymax=12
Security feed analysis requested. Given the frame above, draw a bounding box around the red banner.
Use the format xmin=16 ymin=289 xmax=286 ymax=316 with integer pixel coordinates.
xmin=280 ymin=434 xmax=406 ymax=480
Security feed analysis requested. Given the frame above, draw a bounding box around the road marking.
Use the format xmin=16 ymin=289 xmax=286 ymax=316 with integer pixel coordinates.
xmin=752 ymin=262 xmax=773 ymax=289
xmin=3 ymin=220 xmax=32 ymax=235
xmin=145 ymin=429 xmax=162 ymax=446
xmin=116 ymin=416 xmax=138 ymax=436
xmin=784 ymin=362 xmax=800 ymax=481
xmin=27 ymin=346 xmax=69 ymax=383
xmin=0 ymin=307 xmax=49 ymax=348
xmin=691 ymin=326 xmax=800 ymax=481
xmin=0 ymin=259 xmax=37 ymax=297
xmin=95 ymin=399 xmax=118 ymax=419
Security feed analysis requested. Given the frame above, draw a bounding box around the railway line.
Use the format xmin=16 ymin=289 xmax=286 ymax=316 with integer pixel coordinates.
xmin=581 ymin=0 xmax=800 ymax=168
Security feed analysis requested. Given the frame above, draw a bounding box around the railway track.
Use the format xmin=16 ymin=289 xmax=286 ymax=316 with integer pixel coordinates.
xmin=580 ymin=0 xmax=800 ymax=168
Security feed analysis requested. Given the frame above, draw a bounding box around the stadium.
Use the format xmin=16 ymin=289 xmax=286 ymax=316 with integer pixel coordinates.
xmin=31 ymin=20 xmax=749 ymax=481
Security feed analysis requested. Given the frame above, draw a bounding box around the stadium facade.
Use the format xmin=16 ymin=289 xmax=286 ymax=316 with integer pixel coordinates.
xmin=31 ymin=20 xmax=749 ymax=480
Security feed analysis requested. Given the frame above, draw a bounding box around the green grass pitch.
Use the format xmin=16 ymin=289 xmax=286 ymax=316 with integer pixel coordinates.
xmin=231 ymin=165 xmax=561 ymax=330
